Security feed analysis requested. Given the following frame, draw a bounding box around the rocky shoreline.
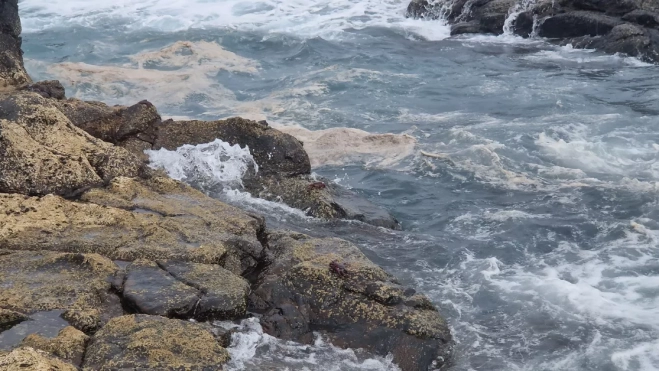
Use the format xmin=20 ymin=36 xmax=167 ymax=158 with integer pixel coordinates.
xmin=0 ymin=1 xmax=452 ymax=370
xmin=406 ymin=0 xmax=659 ymax=63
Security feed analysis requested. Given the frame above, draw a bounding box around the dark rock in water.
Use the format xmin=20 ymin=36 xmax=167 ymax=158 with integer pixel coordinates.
xmin=622 ymin=9 xmax=659 ymax=28
xmin=451 ymin=21 xmax=483 ymax=35
xmin=572 ymin=23 xmax=659 ymax=61
xmin=406 ymin=0 xmax=659 ymax=63
xmin=249 ymin=231 xmax=453 ymax=371
xmin=571 ymin=0 xmax=638 ymax=15
xmin=245 ymin=174 xmax=401 ymax=230
xmin=513 ymin=11 xmax=535 ymax=37
xmin=538 ymin=11 xmax=622 ymax=38
xmin=0 ymin=0 xmax=30 ymax=87
xmin=22 ymin=80 xmax=66 ymax=100
xmin=155 ymin=117 xmax=311 ymax=177
xmin=82 ymin=314 xmax=229 ymax=370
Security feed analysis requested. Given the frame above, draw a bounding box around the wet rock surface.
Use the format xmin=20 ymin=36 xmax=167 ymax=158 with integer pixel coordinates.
xmin=249 ymin=231 xmax=453 ymax=370
xmin=406 ymin=0 xmax=659 ymax=63
xmin=82 ymin=314 xmax=230 ymax=370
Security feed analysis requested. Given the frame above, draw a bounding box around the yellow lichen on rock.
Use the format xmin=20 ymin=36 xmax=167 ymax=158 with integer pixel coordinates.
xmin=21 ymin=326 xmax=89 ymax=366
xmin=82 ymin=314 xmax=230 ymax=370
xmin=0 ymin=347 xmax=77 ymax=371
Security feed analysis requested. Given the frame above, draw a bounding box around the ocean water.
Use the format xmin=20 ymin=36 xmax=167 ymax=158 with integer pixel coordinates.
xmin=19 ymin=0 xmax=659 ymax=370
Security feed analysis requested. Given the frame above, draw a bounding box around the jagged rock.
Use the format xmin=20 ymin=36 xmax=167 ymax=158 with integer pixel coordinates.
xmin=82 ymin=314 xmax=230 ymax=370
xmin=22 ymin=80 xmax=66 ymax=100
xmin=0 ymin=347 xmax=77 ymax=371
xmin=572 ymin=23 xmax=659 ymax=60
xmin=451 ymin=21 xmax=483 ymax=35
xmin=0 ymin=91 xmax=146 ymax=196
xmin=249 ymin=231 xmax=453 ymax=371
xmin=0 ymin=0 xmax=30 ymax=87
xmin=246 ymin=175 xmax=401 ymax=229
xmin=0 ymin=176 xmax=267 ymax=275
xmin=0 ymin=250 xmax=122 ymax=333
xmin=407 ymin=0 xmax=659 ymax=63
xmin=154 ymin=117 xmax=310 ymax=177
xmin=20 ymin=326 xmax=88 ymax=366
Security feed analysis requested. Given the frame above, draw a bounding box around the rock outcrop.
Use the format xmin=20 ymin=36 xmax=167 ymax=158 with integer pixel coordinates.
xmin=406 ymin=0 xmax=659 ymax=63
xmin=49 ymin=94 xmax=400 ymax=229
xmin=249 ymin=231 xmax=453 ymax=370
xmin=0 ymin=347 xmax=77 ymax=371
xmin=0 ymin=0 xmax=30 ymax=87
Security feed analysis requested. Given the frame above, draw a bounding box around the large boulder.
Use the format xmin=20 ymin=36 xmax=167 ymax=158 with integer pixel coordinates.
xmin=537 ymin=11 xmax=622 ymax=38
xmin=0 ymin=0 xmax=30 ymax=87
xmin=82 ymin=314 xmax=230 ymax=370
xmin=0 ymin=91 xmax=146 ymax=196
xmin=0 ymin=176 xmax=267 ymax=275
xmin=249 ymin=231 xmax=453 ymax=371
xmin=154 ymin=118 xmax=310 ymax=177
xmin=0 ymin=250 xmax=122 ymax=334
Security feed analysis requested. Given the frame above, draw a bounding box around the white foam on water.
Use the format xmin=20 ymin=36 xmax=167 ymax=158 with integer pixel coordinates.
xmin=220 ymin=318 xmax=401 ymax=371
xmin=274 ymin=124 xmax=417 ymax=168
xmin=20 ymin=0 xmax=451 ymax=41
xmin=145 ymin=139 xmax=258 ymax=191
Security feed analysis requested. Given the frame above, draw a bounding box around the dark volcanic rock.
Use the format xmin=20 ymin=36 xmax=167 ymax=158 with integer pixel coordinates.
xmin=538 ymin=11 xmax=622 ymax=38
xmin=622 ymin=9 xmax=659 ymax=28
xmin=82 ymin=314 xmax=229 ymax=370
xmin=573 ymin=23 xmax=659 ymax=61
xmin=0 ymin=0 xmax=30 ymax=87
xmin=154 ymin=117 xmax=311 ymax=177
xmin=22 ymin=80 xmax=66 ymax=99
xmin=249 ymin=231 xmax=453 ymax=371
xmin=121 ymin=260 xmax=200 ymax=318
xmin=571 ymin=0 xmax=638 ymax=15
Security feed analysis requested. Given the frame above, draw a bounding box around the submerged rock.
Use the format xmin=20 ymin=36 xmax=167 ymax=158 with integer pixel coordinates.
xmin=82 ymin=314 xmax=230 ymax=370
xmin=0 ymin=91 xmax=146 ymax=196
xmin=249 ymin=231 xmax=453 ymax=371
xmin=246 ymin=175 xmax=401 ymax=229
